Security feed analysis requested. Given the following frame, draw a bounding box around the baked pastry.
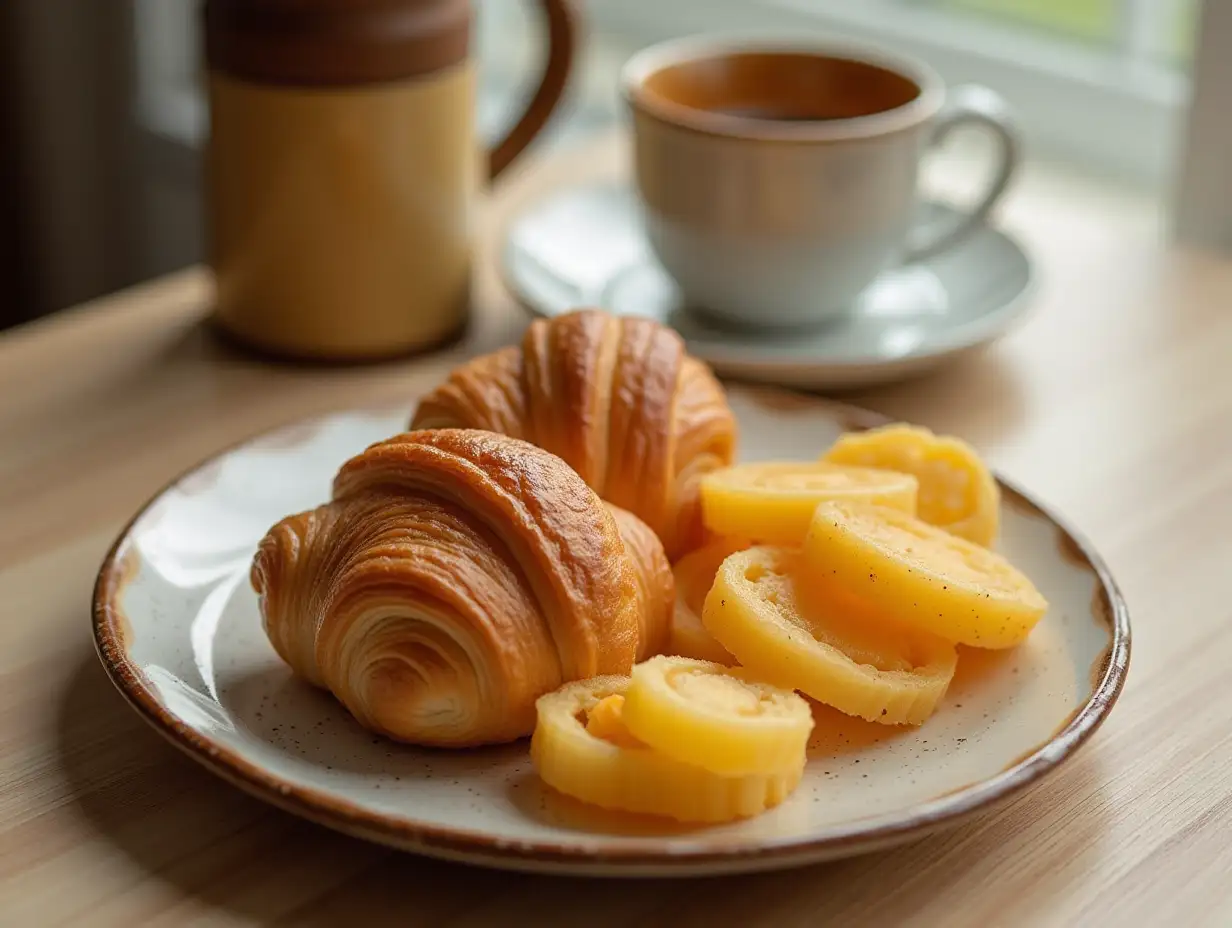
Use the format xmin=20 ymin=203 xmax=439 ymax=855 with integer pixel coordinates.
xmin=251 ymin=429 xmax=673 ymax=747
xmin=410 ymin=309 xmax=737 ymax=559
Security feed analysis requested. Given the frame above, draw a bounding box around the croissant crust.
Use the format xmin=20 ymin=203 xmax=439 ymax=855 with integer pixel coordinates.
xmin=411 ymin=309 xmax=737 ymax=558
xmin=252 ymin=429 xmax=672 ymax=747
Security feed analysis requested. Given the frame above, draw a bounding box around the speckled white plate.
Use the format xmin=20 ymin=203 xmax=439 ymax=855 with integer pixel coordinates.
xmin=502 ymin=183 xmax=1035 ymax=390
xmin=93 ymin=388 xmax=1128 ymax=877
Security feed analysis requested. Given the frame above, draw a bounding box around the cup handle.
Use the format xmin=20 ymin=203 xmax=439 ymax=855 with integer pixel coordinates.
xmin=903 ymin=84 xmax=1021 ymax=263
xmin=487 ymin=0 xmax=579 ymax=181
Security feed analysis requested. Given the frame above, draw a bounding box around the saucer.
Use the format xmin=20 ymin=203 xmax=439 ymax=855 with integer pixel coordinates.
xmin=502 ymin=183 xmax=1035 ymax=390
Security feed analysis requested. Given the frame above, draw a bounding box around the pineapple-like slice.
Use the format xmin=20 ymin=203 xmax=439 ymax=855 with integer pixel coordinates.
xmin=822 ymin=424 xmax=999 ymax=546
xmin=622 ymin=655 xmax=813 ymax=776
xmin=804 ymin=501 xmax=1048 ymax=649
xmin=670 ymin=540 xmax=741 ymax=663
xmin=704 ymin=547 xmax=958 ymax=725
xmin=701 ymin=461 xmax=917 ymax=545
xmin=532 ymin=677 xmax=804 ymax=823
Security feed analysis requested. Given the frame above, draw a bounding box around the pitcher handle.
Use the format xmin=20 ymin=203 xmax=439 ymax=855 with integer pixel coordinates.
xmin=488 ymin=0 xmax=579 ymax=180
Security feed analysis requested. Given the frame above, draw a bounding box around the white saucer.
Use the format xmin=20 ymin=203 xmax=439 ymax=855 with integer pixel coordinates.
xmin=502 ymin=183 xmax=1035 ymax=390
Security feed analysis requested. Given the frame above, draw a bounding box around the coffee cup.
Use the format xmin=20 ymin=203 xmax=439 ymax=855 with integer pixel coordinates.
xmin=621 ymin=37 xmax=1020 ymax=329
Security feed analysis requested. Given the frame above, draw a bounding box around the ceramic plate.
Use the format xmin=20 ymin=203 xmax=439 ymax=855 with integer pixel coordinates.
xmin=93 ymin=388 xmax=1128 ymax=877
xmin=502 ymin=183 xmax=1035 ymax=390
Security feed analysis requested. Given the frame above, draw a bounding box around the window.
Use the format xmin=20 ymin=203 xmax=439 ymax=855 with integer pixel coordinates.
xmin=586 ymin=0 xmax=1199 ymax=186
xmin=133 ymin=0 xmax=204 ymax=145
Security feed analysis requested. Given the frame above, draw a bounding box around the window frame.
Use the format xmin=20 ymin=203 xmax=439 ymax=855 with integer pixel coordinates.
xmin=1174 ymin=0 xmax=1232 ymax=248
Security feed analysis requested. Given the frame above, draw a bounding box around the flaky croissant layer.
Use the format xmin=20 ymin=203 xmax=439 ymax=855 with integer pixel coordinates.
xmin=411 ymin=309 xmax=738 ymax=559
xmin=252 ymin=429 xmax=673 ymax=747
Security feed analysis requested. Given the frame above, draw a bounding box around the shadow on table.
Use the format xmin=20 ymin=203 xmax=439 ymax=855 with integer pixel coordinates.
xmin=56 ymin=641 xmax=1113 ymax=925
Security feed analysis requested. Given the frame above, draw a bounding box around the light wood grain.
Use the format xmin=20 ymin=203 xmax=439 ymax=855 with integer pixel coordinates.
xmin=2 ymin=131 xmax=1231 ymax=927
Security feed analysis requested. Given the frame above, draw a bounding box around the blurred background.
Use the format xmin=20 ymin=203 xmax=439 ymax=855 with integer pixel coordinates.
xmin=0 ymin=0 xmax=1201 ymax=329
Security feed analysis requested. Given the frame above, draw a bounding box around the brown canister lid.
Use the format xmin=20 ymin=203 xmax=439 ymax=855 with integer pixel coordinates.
xmin=204 ymin=0 xmax=471 ymax=86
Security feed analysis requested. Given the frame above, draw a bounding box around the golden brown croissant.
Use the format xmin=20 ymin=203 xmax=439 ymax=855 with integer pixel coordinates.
xmin=410 ymin=309 xmax=737 ymax=559
xmin=251 ymin=429 xmax=673 ymax=747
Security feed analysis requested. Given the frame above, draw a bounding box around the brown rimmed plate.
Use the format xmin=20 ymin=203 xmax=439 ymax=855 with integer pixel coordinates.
xmin=92 ymin=388 xmax=1129 ymax=877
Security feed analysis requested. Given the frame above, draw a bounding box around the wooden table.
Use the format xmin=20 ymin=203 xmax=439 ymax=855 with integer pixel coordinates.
xmin=2 ymin=134 xmax=1231 ymax=926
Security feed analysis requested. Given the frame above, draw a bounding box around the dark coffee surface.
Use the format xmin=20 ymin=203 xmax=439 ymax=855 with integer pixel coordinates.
xmin=711 ymin=105 xmax=848 ymax=122
xmin=641 ymin=52 xmax=921 ymax=124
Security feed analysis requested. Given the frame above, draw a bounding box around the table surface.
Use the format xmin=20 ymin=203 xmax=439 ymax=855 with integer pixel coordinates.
xmin=2 ymin=133 xmax=1231 ymax=927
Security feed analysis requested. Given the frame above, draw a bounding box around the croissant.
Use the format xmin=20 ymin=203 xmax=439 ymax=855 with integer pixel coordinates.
xmin=410 ymin=309 xmax=738 ymax=559
xmin=251 ymin=429 xmax=673 ymax=747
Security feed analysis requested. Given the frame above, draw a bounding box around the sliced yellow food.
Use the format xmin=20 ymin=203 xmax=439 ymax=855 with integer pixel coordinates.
xmin=532 ymin=676 xmax=804 ymax=823
xmin=822 ymin=424 xmax=1000 ymax=547
xmin=585 ymin=695 xmax=645 ymax=749
xmin=670 ymin=540 xmax=741 ymax=663
xmin=703 ymin=547 xmax=958 ymax=725
xmin=804 ymin=500 xmax=1048 ymax=649
xmin=701 ymin=461 xmax=918 ymax=545
xmin=622 ymin=656 xmax=812 ymax=776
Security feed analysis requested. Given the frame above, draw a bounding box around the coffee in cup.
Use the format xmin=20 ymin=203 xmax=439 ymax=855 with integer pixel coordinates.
xmin=622 ymin=38 xmax=1019 ymax=329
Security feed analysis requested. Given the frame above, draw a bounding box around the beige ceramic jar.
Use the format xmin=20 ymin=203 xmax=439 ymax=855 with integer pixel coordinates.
xmin=204 ymin=0 xmax=576 ymax=360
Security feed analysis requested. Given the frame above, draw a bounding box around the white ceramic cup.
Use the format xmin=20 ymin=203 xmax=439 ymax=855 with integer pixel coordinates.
xmin=622 ymin=37 xmax=1020 ymax=330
